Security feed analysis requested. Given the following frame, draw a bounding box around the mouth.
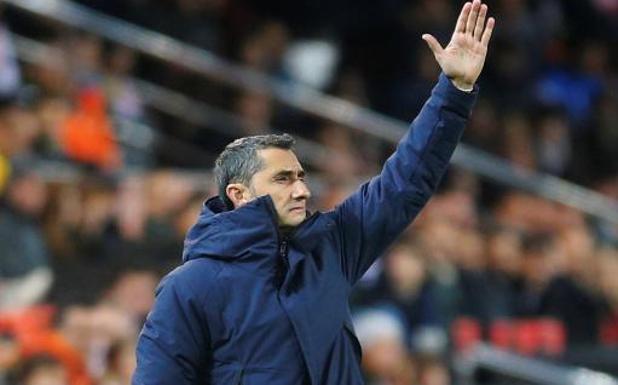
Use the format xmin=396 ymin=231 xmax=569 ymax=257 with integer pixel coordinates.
xmin=289 ymin=207 xmax=306 ymax=214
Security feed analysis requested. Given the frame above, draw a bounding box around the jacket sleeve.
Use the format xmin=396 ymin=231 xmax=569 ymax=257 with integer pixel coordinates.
xmin=132 ymin=272 xmax=211 ymax=385
xmin=333 ymin=73 xmax=478 ymax=285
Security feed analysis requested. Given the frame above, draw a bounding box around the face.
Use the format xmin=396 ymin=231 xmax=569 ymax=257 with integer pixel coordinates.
xmin=228 ymin=148 xmax=311 ymax=228
xmin=23 ymin=364 xmax=68 ymax=385
xmin=9 ymin=174 xmax=48 ymax=216
xmin=386 ymin=246 xmax=426 ymax=295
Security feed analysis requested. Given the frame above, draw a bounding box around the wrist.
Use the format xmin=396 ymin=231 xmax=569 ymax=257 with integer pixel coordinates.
xmin=449 ymin=77 xmax=474 ymax=92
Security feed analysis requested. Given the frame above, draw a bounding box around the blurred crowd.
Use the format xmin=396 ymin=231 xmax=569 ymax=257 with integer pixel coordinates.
xmin=0 ymin=0 xmax=617 ymax=385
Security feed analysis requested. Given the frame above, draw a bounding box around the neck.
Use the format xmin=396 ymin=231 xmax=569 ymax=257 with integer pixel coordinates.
xmin=279 ymin=226 xmax=296 ymax=236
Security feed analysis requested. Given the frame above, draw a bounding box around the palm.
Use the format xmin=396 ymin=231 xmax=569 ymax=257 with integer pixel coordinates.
xmin=422 ymin=0 xmax=495 ymax=89
xmin=441 ymin=31 xmax=487 ymax=84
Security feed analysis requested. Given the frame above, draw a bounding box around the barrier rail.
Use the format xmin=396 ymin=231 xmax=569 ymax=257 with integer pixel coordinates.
xmin=454 ymin=344 xmax=618 ymax=385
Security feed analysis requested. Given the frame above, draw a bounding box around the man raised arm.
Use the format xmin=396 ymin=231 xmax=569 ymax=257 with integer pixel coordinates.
xmin=334 ymin=0 xmax=494 ymax=283
xmin=134 ymin=2 xmax=494 ymax=385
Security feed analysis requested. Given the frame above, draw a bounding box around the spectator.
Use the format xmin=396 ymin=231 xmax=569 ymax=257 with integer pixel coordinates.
xmin=0 ymin=161 xmax=52 ymax=310
xmin=104 ymin=45 xmax=152 ymax=168
xmin=417 ymin=357 xmax=451 ymax=385
xmin=534 ymin=109 xmax=572 ymax=177
xmin=514 ymin=232 xmax=559 ymax=317
xmin=0 ymin=332 xmax=20 ymax=385
xmin=516 ymin=232 xmax=602 ymax=346
xmin=482 ymin=226 xmax=522 ymax=320
xmin=364 ymin=241 xmax=444 ymax=352
xmin=353 ymin=308 xmax=415 ymax=385
xmin=234 ymin=90 xmax=273 ymax=136
xmin=418 ymin=220 xmax=462 ymax=327
xmin=99 ymin=338 xmax=135 ymax=385
xmin=101 ymin=270 xmax=157 ymax=324
xmin=60 ymin=88 xmax=121 ymax=171
xmin=316 ymin=123 xmax=367 ymax=177
xmin=8 ymin=355 xmax=68 ymax=385
xmin=239 ymin=21 xmax=290 ymax=75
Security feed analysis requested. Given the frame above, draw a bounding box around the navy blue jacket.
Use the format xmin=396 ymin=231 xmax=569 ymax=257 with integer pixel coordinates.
xmin=133 ymin=74 xmax=477 ymax=385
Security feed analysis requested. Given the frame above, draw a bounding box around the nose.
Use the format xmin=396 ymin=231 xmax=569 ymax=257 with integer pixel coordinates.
xmin=292 ymin=180 xmax=311 ymax=200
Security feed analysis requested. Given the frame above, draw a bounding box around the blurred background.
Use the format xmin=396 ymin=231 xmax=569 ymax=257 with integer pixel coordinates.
xmin=0 ymin=0 xmax=617 ymax=384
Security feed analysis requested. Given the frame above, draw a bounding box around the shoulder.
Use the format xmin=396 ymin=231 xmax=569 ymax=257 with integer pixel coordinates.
xmin=158 ymin=259 xmax=224 ymax=301
xmin=176 ymin=258 xmax=223 ymax=279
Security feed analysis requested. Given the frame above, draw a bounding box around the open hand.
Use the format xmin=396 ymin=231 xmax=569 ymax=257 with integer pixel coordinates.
xmin=422 ymin=0 xmax=495 ymax=91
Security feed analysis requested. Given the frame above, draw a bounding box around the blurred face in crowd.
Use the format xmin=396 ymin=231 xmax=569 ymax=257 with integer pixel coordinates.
xmin=557 ymin=225 xmax=595 ymax=276
xmin=457 ymin=230 xmax=486 ymax=271
xmin=0 ymin=334 xmax=19 ymax=370
xmin=419 ymin=359 xmax=451 ymax=385
xmin=108 ymin=271 xmax=157 ymax=320
xmin=419 ymin=220 xmax=458 ymax=264
xmin=8 ymin=173 xmax=48 ymax=217
xmin=60 ymin=306 xmax=91 ymax=353
xmin=386 ymin=245 xmax=427 ymax=297
xmin=363 ymin=339 xmax=413 ymax=385
xmin=23 ymin=363 xmax=68 ymax=385
xmin=236 ymin=92 xmax=273 ymax=135
xmin=228 ymin=148 xmax=311 ymax=228
xmin=5 ymin=107 xmax=40 ymax=155
xmin=521 ymin=238 xmax=561 ymax=288
xmin=148 ymin=171 xmax=193 ymax=218
xmin=487 ymin=230 xmax=522 ymax=276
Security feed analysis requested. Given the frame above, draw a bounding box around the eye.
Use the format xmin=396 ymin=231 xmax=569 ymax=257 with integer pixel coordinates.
xmin=274 ymin=175 xmax=289 ymax=183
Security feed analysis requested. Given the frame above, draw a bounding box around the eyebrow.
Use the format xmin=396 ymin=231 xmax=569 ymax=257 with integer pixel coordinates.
xmin=273 ymin=169 xmax=305 ymax=178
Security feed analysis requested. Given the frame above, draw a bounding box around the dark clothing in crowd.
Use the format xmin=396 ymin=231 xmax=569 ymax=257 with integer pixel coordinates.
xmin=0 ymin=206 xmax=48 ymax=278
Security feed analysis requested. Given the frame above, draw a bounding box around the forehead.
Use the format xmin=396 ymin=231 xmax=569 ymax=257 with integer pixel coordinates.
xmin=256 ymin=148 xmax=303 ymax=172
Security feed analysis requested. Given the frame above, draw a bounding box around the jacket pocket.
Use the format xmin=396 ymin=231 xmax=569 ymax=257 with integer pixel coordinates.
xmin=233 ymin=368 xmax=244 ymax=385
xmin=343 ymin=320 xmax=363 ymax=362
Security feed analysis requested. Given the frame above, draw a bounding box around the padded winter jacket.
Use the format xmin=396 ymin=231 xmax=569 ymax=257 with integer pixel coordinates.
xmin=133 ymin=73 xmax=478 ymax=385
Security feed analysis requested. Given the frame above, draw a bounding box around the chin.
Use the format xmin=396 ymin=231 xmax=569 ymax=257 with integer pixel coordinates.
xmin=283 ymin=214 xmax=306 ymax=227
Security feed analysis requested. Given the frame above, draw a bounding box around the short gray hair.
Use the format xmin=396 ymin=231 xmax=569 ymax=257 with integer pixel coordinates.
xmin=214 ymin=133 xmax=296 ymax=210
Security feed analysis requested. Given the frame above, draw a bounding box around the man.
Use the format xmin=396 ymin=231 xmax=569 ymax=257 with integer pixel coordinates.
xmin=0 ymin=162 xmax=52 ymax=310
xmin=133 ymin=1 xmax=494 ymax=384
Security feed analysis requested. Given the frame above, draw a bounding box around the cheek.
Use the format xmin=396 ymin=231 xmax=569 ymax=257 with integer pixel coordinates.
xmin=273 ymin=198 xmax=292 ymax=217
xmin=270 ymin=188 xmax=292 ymax=205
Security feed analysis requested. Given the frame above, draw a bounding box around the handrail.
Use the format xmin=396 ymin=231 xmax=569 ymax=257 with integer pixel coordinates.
xmin=454 ymin=344 xmax=618 ymax=385
xmin=133 ymin=80 xmax=333 ymax=167
xmin=30 ymin=157 xmax=214 ymax=189
xmin=6 ymin=0 xmax=618 ymax=224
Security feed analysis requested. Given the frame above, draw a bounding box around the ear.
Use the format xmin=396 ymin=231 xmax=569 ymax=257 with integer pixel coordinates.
xmin=225 ymin=183 xmax=252 ymax=208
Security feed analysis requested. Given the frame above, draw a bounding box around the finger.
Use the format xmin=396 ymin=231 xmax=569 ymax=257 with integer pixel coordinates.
xmin=422 ymin=34 xmax=444 ymax=56
xmin=466 ymin=0 xmax=482 ymax=35
xmin=474 ymin=4 xmax=488 ymax=41
xmin=455 ymin=2 xmax=472 ymax=33
xmin=481 ymin=17 xmax=495 ymax=46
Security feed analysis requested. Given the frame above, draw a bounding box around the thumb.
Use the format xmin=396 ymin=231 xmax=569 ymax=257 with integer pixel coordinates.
xmin=422 ymin=34 xmax=443 ymax=56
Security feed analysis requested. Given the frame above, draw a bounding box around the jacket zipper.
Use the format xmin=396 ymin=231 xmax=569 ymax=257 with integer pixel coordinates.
xmin=264 ymin=198 xmax=316 ymax=384
xmin=279 ymin=238 xmax=289 ymax=259
xmin=277 ymin=238 xmax=290 ymax=287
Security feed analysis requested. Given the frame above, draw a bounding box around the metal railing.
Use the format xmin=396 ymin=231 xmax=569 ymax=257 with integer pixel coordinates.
xmin=454 ymin=344 xmax=618 ymax=385
xmin=5 ymin=0 xmax=618 ymax=224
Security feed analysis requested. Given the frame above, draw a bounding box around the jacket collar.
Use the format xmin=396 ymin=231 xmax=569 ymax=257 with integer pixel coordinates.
xmin=182 ymin=195 xmax=332 ymax=263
